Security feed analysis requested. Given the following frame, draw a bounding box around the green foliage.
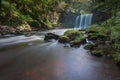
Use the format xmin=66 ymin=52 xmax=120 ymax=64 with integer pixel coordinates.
xmin=0 ymin=0 xmax=62 ymax=28
xmin=63 ymin=0 xmax=91 ymax=14
xmin=113 ymin=52 xmax=120 ymax=64
xmin=91 ymin=0 xmax=120 ymax=17
xmin=29 ymin=20 xmax=41 ymax=28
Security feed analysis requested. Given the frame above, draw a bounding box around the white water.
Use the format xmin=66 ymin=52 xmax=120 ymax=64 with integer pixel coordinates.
xmin=74 ymin=14 xmax=93 ymax=29
xmin=0 ymin=29 xmax=69 ymax=47
xmin=0 ymin=35 xmax=44 ymax=47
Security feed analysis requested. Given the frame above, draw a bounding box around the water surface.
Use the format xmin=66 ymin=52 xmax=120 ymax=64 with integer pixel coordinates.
xmin=0 ymin=29 xmax=120 ymax=80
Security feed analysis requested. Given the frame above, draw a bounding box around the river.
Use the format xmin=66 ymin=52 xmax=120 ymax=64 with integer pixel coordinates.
xmin=0 ymin=29 xmax=120 ymax=80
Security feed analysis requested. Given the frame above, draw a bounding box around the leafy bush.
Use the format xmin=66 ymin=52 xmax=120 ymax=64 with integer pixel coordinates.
xmin=29 ymin=20 xmax=41 ymax=28
xmin=113 ymin=52 xmax=120 ymax=64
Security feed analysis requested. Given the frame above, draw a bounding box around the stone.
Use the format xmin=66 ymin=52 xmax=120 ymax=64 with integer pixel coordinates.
xmin=58 ymin=36 xmax=70 ymax=43
xmin=44 ymin=33 xmax=59 ymax=41
xmin=91 ymin=50 xmax=103 ymax=57
xmin=70 ymin=40 xmax=81 ymax=47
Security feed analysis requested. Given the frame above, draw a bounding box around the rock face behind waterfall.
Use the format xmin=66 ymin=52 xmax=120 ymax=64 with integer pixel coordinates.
xmin=92 ymin=10 xmax=112 ymax=23
xmin=58 ymin=12 xmax=79 ymax=28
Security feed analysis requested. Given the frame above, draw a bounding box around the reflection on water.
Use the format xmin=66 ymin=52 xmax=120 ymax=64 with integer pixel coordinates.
xmin=0 ymin=29 xmax=120 ymax=80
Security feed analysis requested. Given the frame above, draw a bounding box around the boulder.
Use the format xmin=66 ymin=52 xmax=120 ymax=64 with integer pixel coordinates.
xmin=44 ymin=33 xmax=59 ymax=41
xmin=84 ymin=43 xmax=94 ymax=50
xmin=58 ymin=36 xmax=70 ymax=43
xmin=80 ymin=38 xmax=86 ymax=44
xmin=70 ymin=40 xmax=81 ymax=47
xmin=91 ymin=50 xmax=103 ymax=57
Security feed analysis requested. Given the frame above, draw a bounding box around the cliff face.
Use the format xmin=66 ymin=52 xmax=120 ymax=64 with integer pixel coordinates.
xmin=92 ymin=10 xmax=112 ymax=24
xmin=58 ymin=12 xmax=79 ymax=28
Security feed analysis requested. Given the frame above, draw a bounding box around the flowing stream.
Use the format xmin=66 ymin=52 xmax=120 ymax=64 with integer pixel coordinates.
xmin=0 ymin=29 xmax=120 ymax=80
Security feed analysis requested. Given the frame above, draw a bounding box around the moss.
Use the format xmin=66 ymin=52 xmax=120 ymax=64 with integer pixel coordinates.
xmin=70 ymin=40 xmax=81 ymax=47
xmin=91 ymin=50 xmax=103 ymax=57
xmin=87 ymin=33 xmax=106 ymax=41
xmin=62 ymin=30 xmax=86 ymax=47
xmin=64 ymin=30 xmax=84 ymax=41
xmin=58 ymin=36 xmax=70 ymax=43
xmin=86 ymin=30 xmax=98 ymax=34
xmin=113 ymin=52 xmax=120 ymax=65
xmin=84 ymin=44 xmax=94 ymax=50
xmin=87 ymin=33 xmax=98 ymax=40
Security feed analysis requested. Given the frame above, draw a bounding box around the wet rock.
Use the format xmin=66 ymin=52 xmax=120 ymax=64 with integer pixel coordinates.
xmin=88 ymin=33 xmax=106 ymax=41
xmin=80 ymin=38 xmax=86 ymax=44
xmin=84 ymin=43 xmax=94 ymax=50
xmin=87 ymin=33 xmax=98 ymax=40
xmin=70 ymin=40 xmax=81 ymax=47
xmin=58 ymin=36 xmax=70 ymax=43
xmin=91 ymin=50 xmax=103 ymax=57
xmin=44 ymin=33 xmax=59 ymax=41
xmin=86 ymin=30 xmax=98 ymax=34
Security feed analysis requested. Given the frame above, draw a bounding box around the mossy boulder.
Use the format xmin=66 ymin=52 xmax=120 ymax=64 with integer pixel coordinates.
xmin=44 ymin=33 xmax=59 ymax=41
xmin=58 ymin=30 xmax=86 ymax=47
xmin=87 ymin=33 xmax=98 ymax=40
xmin=80 ymin=38 xmax=86 ymax=44
xmin=91 ymin=50 xmax=103 ymax=57
xmin=64 ymin=30 xmax=82 ymax=40
xmin=84 ymin=44 xmax=94 ymax=50
xmin=58 ymin=36 xmax=70 ymax=43
xmin=88 ymin=33 xmax=106 ymax=41
xmin=70 ymin=40 xmax=81 ymax=47
xmin=86 ymin=30 xmax=98 ymax=34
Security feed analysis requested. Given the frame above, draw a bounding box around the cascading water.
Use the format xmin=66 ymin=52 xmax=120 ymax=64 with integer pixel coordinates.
xmin=74 ymin=14 xmax=93 ymax=29
xmin=74 ymin=16 xmax=80 ymax=28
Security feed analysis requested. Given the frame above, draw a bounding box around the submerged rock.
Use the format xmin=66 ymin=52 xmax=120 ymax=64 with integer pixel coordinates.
xmin=44 ymin=33 xmax=59 ymax=41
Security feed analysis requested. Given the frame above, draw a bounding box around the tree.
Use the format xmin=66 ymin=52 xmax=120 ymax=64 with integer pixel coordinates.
xmin=0 ymin=0 xmax=2 ymax=11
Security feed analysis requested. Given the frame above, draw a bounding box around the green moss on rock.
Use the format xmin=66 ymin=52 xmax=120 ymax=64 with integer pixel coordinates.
xmin=113 ymin=52 xmax=120 ymax=65
xmin=70 ymin=40 xmax=81 ymax=47
xmin=84 ymin=44 xmax=94 ymax=50
xmin=91 ymin=50 xmax=103 ymax=57
xmin=58 ymin=36 xmax=70 ymax=43
xmin=64 ymin=30 xmax=83 ymax=40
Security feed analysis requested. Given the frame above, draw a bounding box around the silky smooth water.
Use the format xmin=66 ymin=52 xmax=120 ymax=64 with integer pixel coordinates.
xmin=0 ymin=29 xmax=120 ymax=80
xmin=74 ymin=14 xmax=93 ymax=29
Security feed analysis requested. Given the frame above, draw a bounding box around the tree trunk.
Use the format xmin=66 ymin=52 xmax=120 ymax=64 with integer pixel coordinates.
xmin=0 ymin=0 xmax=2 ymax=11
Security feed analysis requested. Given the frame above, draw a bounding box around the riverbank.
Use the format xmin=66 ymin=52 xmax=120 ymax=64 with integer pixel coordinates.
xmin=0 ymin=24 xmax=33 ymax=35
xmin=0 ymin=24 xmax=58 ymax=36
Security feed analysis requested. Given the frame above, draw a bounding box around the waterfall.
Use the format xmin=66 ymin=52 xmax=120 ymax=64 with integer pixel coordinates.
xmin=74 ymin=14 xmax=93 ymax=29
xmin=74 ymin=16 xmax=80 ymax=28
